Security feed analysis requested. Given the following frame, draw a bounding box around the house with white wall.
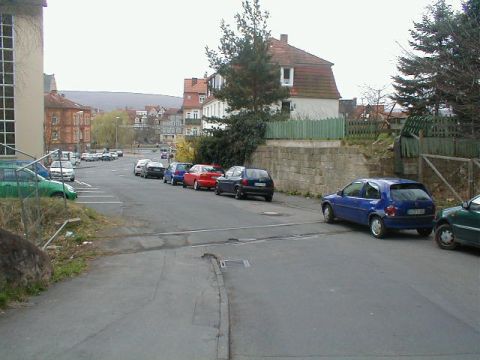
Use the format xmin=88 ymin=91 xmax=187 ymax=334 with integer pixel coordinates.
xmin=202 ymin=34 xmax=341 ymax=128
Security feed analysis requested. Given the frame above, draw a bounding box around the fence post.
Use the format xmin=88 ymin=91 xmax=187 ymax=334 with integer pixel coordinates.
xmin=418 ymin=130 xmax=424 ymax=183
xmin=468 ymin=160 xmax=474 ymax=199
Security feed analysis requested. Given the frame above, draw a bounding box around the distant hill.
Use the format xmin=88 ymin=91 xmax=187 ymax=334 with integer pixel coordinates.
xmin=59 ymin=90 xmax=183 ymax=112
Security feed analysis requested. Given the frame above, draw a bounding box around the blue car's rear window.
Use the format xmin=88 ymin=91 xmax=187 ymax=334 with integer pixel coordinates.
xmin=246 ymin=169 xmax=270 ymax=179
xmin=390 ymin=184 xmax=431 ymax=201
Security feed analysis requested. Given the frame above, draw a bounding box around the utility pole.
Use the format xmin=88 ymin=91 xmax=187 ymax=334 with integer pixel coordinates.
xmin=115 ymin=117 xmax=118 ymax=149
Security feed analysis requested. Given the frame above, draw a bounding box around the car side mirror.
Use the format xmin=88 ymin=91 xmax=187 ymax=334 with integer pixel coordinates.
xmin=462 ymin=201 xmax=469 ymax=209
xmin=336 ymin=190 xmax=343 ymax=196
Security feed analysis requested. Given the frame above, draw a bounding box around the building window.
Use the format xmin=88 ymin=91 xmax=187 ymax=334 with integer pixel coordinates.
xmin=193 ymin=110 xmax=199 ymax=119
xmin=199 ymin=95 xmax=206 ymax=103
xmin=281 ymin=67 xmax=294 ymax=87
xmin=51 ymin=116 xmax=58 ymax=125
xmin=52 ymin=131 xmax=59 ymax=141
xmin=0 ymin=14 xmax=15 ymax=156
xmin=282 ymin=101 xmax=291 ymax=115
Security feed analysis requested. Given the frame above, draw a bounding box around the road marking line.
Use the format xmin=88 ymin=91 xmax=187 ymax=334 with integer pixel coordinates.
xmin=76 ymin=190 xmax=105 ymax=193
xmin=76 ymin=201 xmax=123 ymax=204
xmin=77 ymin=195 xmax=115 ymax=198
xmin=155 ymin=221 xmax=323 ymax=236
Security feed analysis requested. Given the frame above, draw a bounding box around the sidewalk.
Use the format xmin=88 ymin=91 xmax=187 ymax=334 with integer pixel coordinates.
xmin=0 ymin=247 xmax=223 ymax=360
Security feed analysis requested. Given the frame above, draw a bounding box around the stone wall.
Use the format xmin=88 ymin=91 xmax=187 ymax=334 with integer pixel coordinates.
xmin=247 ymin=143 xmax=394 ymax=196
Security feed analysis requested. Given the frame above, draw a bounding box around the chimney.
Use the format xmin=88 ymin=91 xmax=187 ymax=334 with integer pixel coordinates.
xmin=280 ymin=34 xmax=288 ymax=43
xmin=192 ymin=77 xmax=197 ymax=86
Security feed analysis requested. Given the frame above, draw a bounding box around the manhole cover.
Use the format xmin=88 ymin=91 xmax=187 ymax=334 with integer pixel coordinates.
xmin=262 ymin=211 xmax=281 ymax=216
xmin=220 ymin=259 xmax=251 ymax=268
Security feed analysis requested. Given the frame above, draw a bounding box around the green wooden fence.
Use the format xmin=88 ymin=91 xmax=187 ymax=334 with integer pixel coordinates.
xmin=345 ymin=119 xmax=380 ymax=139
xmin=265 ymin=118 xmax=345 ymax=140
xmin=401 ymin=137 xmax=480 ymax=158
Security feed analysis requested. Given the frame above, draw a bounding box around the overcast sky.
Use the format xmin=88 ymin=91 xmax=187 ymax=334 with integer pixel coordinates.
xmin=43 ymin=0 xmax=462 ymax=100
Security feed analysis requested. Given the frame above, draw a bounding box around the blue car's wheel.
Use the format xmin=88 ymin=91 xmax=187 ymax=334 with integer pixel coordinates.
xmin=323 ymin=204 xmax=334 ymax=223
xmin=370 ymin=216 xmax=386 ymax=239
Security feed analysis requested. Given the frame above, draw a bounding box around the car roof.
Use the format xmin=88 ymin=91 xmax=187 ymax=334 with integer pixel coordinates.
xmin=353 ymin=177 xmax=421 ymax=186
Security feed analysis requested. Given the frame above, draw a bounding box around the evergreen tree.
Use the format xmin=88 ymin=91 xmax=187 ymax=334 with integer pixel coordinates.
xmin=205 ymin=0 xmax=289 ymax=115
xmin=392 ymin=0 xmax=455 ymax=116
xmin=444 ymin=0 xmax=480 ymax=128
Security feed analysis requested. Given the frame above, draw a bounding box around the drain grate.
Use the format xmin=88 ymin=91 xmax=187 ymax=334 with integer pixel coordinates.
xmin=220 ymin=259 xmax=251 ymax=268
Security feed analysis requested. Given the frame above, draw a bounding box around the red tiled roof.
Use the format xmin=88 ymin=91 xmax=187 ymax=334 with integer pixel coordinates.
xmin=184 ymin=78 xmax=207 ymax=94
xmin=164 ymin=108 xmax=180 ymax=115
xmin=289 ymin=66 xmax=340 ymax=99
xmin=183 ymin=78 xmax=207 ymax=109
xmin=44 ymin=91 xmax=89 ymax=109
xmin=269 ymin=38 xmax=333 ymax=67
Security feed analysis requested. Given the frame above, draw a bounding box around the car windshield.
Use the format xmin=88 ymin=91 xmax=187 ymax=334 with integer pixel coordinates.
xmin=246 ymin=169 xmax=270 ymax=179
xmin=149 ymin=162 xmax=164 ymax=167
xmin=176 ymin=164 xmax=192 ymax=171
xmin=51 ymin=161 xmax=73 ymax=169
xmin=390 ymin=184 xmax=431 ymax=201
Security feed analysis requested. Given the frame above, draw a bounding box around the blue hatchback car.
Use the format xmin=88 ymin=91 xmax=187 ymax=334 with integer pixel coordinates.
xmin=163 ymin=162 xmax=192 ymax=186
xmin=321 ymin=178 xmax=436 ymax=238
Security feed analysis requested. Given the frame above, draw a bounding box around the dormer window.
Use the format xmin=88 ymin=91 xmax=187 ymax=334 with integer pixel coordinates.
xmin=281 ymin=67 xmax=294 ymax=87
xmin=199 ymin=95 xmax=206 ymax=103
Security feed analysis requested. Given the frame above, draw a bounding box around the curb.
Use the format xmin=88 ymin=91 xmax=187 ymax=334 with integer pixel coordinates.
xmin=203 ymin=253 xmax=229 ymax=360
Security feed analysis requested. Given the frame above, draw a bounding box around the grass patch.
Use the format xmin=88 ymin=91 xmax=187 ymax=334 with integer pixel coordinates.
xmin=0 ymin=198 xmax=119 ymax=309
xmin=52 ymin=258 xmax=87 ymax=283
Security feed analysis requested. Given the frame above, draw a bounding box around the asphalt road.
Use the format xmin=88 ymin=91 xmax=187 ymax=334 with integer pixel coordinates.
xmin=1 ymin=152 xmax=479 ymax=360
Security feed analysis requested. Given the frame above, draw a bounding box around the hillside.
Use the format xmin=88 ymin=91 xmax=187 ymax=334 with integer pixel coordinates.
xmin=60 ymin=90 xmax=183 ymax=112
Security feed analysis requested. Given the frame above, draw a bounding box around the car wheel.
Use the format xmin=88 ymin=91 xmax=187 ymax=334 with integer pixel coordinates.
xmin=163 ymin=177 xmax=167 ymax=183
xmin=265 ymin=195 xmax=273 ymax=202
xmin=70 ymin=177 xmax=75 ymax=182
xmin=323 ymin=204 xmax=334 ymax=223
xmin=435 ymin=224 xmax=458 ymax=250
xmin=234 ymin=187 xmax=244 ymax=200
xmin=417 ymin=228 xmax=433 ymax=237
xmin=215 ymin=185 xmax=221 ymax=195
xmin=193 ymin=181 xmax=200 ymax=191
xmin=370 ymin=216 xmax=386 ymax=239
xmin=182 ymin=182 xmax=187 ymax=188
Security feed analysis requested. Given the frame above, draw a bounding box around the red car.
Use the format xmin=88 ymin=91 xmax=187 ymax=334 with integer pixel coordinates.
xmin=183 ymin=164 xmax=224 ymax=190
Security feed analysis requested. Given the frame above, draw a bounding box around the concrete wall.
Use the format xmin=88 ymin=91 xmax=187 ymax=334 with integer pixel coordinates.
xmin=248 ymin=143 xmax=394 ymax=196
xmin=11 ymin=5 xmax=45 ymax=159
xmin=290 ymin=98 xmax=339 ymax=119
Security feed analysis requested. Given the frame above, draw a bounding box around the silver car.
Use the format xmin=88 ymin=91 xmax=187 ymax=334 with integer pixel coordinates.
xmin=134 ymin=159 xmax=151 ymax=176
xmin=49 ymin=160 xmax=75 ymax=182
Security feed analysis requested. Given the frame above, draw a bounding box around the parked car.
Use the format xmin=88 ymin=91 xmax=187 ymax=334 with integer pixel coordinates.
xmin=110 ymin=152 xmax=118 ymax=160
xmin=49 ymin=160 xmax=75 ymax=182
xmin=134 ymin=159 xmax=151 ymax=176
xmin=116 ymin=150 xmax=124 ymax=157
xmin=160 ymin=151 xmax=168 ymax=159
xmin=81 ymin=153 xmax=89 ymax=160
xmin=101 ymin=152 xmax=113 ymax=161
xmin=0 ymin=160 xmax=50 ymax=179
xmin=215 ymin=166 xmax=274 ymax=202
xmin=84 ymin=153 xmax=96 ymax=162
xmin=0 ymin=164 xmax=77 ymax=200
xmin=94 ymin=153 xmax=103 ymax=161
xmin=183 ymin=164 xmax=224 ymax=190
xmin=321 ymin=178 xmax=436 ymax=238
xmin=141 ymin=161 xmax=165 ymax=179
xmin=163 ymin=162 xmax=192 ymax=185
xmin=433 ymin=194 xmax=480 ymax=250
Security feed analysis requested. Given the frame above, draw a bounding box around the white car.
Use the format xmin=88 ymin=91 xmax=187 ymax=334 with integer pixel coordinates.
xmin=81 ymin=153 xmax=89 ymax=160
xmin=110 ymin=152 xmax=119 ymax=160
xmin=49 ymin=160 xmax=75 ymax=182
xmin=134 ymin=159 xmax=151 ymax=176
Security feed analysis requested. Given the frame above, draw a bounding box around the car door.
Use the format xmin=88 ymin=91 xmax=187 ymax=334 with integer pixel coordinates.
xmin=165 ymin=164 xmax=174 ymax=181
xmin=454 ymin=195 xmax=480 ymax=245
xmin=357 ymin=181 xmax=382 ymax=225
xmin=334 ymin=181 xmax=365 ymax=223
xmin=229 ymin=167 xmax=244 ymax=193
xmin=184 ymin=165 xmax=198 ymax=186
xmin=218 ymin=167 xmax=235 ymax=193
